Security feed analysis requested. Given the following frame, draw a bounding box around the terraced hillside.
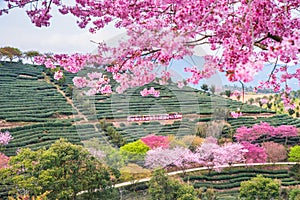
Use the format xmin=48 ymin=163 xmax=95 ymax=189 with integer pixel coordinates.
xmin=1 ymin=62 xmax=300 ymax=155
xmin=0 ymin=63 xmax=77 ymax=122
xmin=183 ymin=167 xmax=300 ymax=190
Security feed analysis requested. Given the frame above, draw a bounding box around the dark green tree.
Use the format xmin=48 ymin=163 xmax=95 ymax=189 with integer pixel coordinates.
xmin=239 ymin=175 xmax=280 ymax=200
xmin=224 ymin=90 xmax=232 ymax=98
xmin=0 ymin=139 xmax=117 ymax=200
xmin=148 ymin=169 xmax=200 ymax=200
xmin=248 ymin=98 xmax=254 ymax=105
xmin=200 ymin=84 xmax=209 ymax=93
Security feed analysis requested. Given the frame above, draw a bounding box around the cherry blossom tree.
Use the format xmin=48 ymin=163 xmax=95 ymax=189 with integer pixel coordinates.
xmin=1 ymin=0 xmax=300 ymax=102
xmin=235 ymin=122 xmax=298 ymax=143
xmin=196 ymin=142 xmax=247 ymax=171
xmin=241 ymin=142 xmax=267 ymax=163
xmin=0 ymin=153 xmax=9 ymax=169
xmin=144 ymin=147 xmax=200 ymax=171
xmin=0 ymin=131 xmax=13 ymax=146
xmin=0 ymin=131 xmax=13 ymax=153
xmin=215 ymin=143 xmax=247 ymax=166
xmin=261 ymin=142 xmax=287 ymax=163
xmin=141 ymin=134 xmax=170 ymax=149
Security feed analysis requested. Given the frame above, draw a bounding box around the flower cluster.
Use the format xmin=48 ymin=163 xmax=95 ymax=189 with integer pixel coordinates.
xmin=73 ymin=72 xmax=112 ymax=95
xmin=230 ymin=111 xmax=243 ymax=118
xmin=2 ymin=0 xmax=300 ymax=102
xmin=140 ymin=87 xmax=160 ymax=97
xmin=0 ymin=131 xmax=13 ymax=146
xmin=235 ymin=122 xmax=298 ymax=143
xmin=145 ymin=137 xmax=249 ymax=172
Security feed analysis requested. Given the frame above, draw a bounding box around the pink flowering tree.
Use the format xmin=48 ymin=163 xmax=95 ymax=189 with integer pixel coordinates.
xmin=261 ymin=142 xmax=287 ymax=163
xmin=196 ymin=141 xmax=247 ymax=172
xmin=241 ymin=142 xmax=267 ymax=163
xmin=0 ymin=153 xmax=9 ymax=169
xmin=141 ymin=135 xmax=170 ymax=149
xmin=235 ymin=122 xmax=298 ymax=144
xmin=144 ymin=147 xmax=200 ymax=174
xmin=216 ymin=143 xmax=248 ymax=166
xmin=0 ymin=131 xmax=13 ymax=152
xmin=274 ymin=125 xmax=298 ymax=145
xmin=195 ymin=141 xmax=221 ymax=172
xmin=1 ymin=1 xmax=300 ymax=102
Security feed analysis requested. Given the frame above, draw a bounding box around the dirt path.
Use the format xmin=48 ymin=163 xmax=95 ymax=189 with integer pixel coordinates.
xmin=42 ymin=73 xmax=103 ymax=132
xmin=42 ymin=73 xmax=88 ymax=122
xmin=0 ymin=121 xmax=35 ymax=131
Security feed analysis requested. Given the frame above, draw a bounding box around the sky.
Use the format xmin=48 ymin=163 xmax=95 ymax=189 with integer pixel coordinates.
xmin=0 ymin=5 xmax=298 ymax=91
xmin=0 ymin=6 xmax=125 ymax=54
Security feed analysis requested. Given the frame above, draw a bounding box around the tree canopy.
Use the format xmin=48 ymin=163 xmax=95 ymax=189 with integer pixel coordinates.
xmin=0 ymin=139 xmax=117 ymax=200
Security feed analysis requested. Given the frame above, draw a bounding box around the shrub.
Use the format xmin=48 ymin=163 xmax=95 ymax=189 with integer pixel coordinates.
xmin=261 ymin=142 xmax=287 ymax=162
xmin=148 ymin=169 xmax=200 ymax=200
xmin=181 ymin=135 xmax=204 ymax=151
xmin=141 ymin=134 xmax=170 ymax=149
xmin=119 ymin=163 xmax=151 ymax=182
xmin=239 ymin=175 xmax=281 ymax=200
xmin=288 ymin=145 xmax=300 ymax=162
xmin=120 ymin=140 xmax=150 ymax=161
xmin=289 ymin=188 xmax=300 ymax=200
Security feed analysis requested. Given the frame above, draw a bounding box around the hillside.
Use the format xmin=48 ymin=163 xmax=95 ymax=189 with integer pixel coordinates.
xmin=0 ymin=61 xmax=300 ymax=156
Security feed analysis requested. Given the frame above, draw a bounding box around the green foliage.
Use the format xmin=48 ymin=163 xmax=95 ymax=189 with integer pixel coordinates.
xmin=24 ymin=50 xmax=40 ymax=64
xmin=119 ymin=163 xmax=151 ymax=182
xmin=224 ymin=90 xmax=232 ymax=98
xmin=99 ymin=119 xmax=126 ymax=147
xmin=288 ymin=145 xmax=300 ymax=162
xmin=289 ymin=164 xmax=300 ymax=181
xmin=107 ymin=126 xmax=126 ymax=147
xmin=289 ymin=188 xmax=300 ymax=200
xmin=239 ymin=175 xmax=281 ymax=200
xmin=82 ymin=137 xmax=126 ymax=171
xmin=120 ymin=139 xmax=150 ymax=160
xmin=148 ymin=169 xmax=200 ymax=200
xmin=0 ymin=139 xmax=116 ymax=200
xmin=0 ymin=47 xmax=22 ymax=62
xmin=201 ymin=84 xmax=209 ymax=92
xmin=204 ymin=188 xmax=216 ymax=200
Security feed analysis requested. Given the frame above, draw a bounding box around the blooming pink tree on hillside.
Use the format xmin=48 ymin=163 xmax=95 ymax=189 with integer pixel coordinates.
xmin=241 ymin=142 xmax=267 ymax=163
xmin=261 ymin=142 xmax=287 ymax=163
xmin=196 ymin=142 xmax=247 ymax=171
xmin=235 ymin=122 xmax=298 ymax=143
xmin=1 ymin=1 xmax=300 ymax=102
xmin=216 ymin=143 xmax=248 ymax=166
xmin=0 ymin=131 xmax=13 ymax=146
xmin=0 ymin=153 xmax=9 ymax=169
xmin=141 ymin=135 xmax=170 ymax=149
xmin=144 ymin=147 xmax=200 ymax=170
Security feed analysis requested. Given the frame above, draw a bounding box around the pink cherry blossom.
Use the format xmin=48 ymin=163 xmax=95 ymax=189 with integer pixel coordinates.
xmin=141 ymin=135 xmax=170 ymax=149
xmin=54 ymin=70 xmax=63 ymax=80
xmin=230 ymin=111 xmax=243 ymax=118
xmin=2 ymin=0 xmax=300 ymax=103
xmin=260 ymin=98 xmax=268 ymax=105
xmin=235 ymin=122 xmax=298 ymax=142
xmin=0 ymin=131 xmax=13 ymax=146
xmin=140 ymin=87 xmax=160 ymax=97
